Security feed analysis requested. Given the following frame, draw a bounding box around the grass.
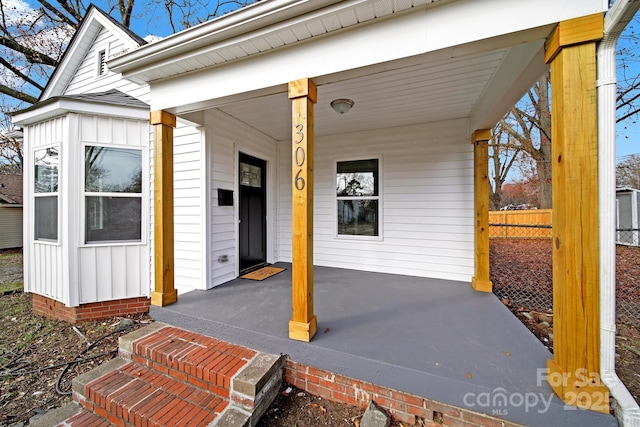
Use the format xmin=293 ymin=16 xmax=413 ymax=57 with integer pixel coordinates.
xmin=0 ymin=281 xmax=23 ymax=293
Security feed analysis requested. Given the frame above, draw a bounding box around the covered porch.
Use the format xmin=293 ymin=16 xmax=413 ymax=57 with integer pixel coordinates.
xmin=150 ymin=263 xmax=617 ymax=427
xmin=108 ymin=0 xmax=616 ymax=418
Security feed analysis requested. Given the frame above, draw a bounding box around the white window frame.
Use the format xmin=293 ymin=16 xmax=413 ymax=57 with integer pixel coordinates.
xmin=82 ymin=143 xmax=145 ymax=246
xmin=33 ymin=144 xmax=60 ymax=244
xmin=334 ymin=156 xmax=383 ymax=241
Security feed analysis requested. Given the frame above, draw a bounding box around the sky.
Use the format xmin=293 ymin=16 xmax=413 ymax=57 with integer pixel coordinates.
xmin=6 ymin=0 xmax=640 ymax=164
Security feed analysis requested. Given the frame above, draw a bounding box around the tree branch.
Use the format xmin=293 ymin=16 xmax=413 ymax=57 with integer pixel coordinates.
xmin=0 ymin=36 xmax=58 ymax=67
xmin=0 ymin=83 xmax=38 ymax=104
xmin=0 ymin=58 xmax=44 ymax=91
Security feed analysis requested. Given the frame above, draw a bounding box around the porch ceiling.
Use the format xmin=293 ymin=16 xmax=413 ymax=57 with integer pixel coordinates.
xmin=209 ymin=43 xmax=545 ymax=140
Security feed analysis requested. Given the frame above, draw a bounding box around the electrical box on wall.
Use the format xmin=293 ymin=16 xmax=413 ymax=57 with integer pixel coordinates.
xmin=218 ymin=188 xmax=233 ymax=206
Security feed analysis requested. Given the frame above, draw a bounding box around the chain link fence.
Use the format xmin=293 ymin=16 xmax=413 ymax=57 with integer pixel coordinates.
xmin=490 ymin=218 xmax=640 ymax=404
xmin=489 ymin=223 xmax=640 ymax=326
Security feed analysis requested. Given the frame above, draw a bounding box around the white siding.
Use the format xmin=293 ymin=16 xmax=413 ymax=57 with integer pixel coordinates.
xmin=277 ymin=119 xmax=474 ymax=282
xmin=74 ymin=114 xmax=150 ymax=304
xmin=64 ymin=27 xmax=149 ymax=103
xmin=0 ymin=207 xmax=23 ymax=249
xmin=23 ymin=116 xmax=67 ymax=302
xmin=204 ymin=109 xmax=278 ymax=287
xmin=173 ymin=124 xmax=205 ymax=290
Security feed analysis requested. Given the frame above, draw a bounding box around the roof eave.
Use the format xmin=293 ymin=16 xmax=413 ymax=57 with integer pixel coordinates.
xmin=108 ymin=0 xmax=348 ymax=79
xmin=12 ymin=97 xmax=149 ymax=126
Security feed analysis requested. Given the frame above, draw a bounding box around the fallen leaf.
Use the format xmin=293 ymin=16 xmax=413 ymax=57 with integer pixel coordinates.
xmin=354 ymin=419 xmax=360 ymax=427
xmin=467 ymin=372 xmax=473 ymax=379
xmin=320 ymin=405 xmax=326 ymax=416
xmin=503 ymin=351 xmax=511 ymax=356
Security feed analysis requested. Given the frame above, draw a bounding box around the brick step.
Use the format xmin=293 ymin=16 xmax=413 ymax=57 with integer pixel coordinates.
xmin=125 ymin=325 xmax=256 ymax=398
xmin=34 ymin=323 xmax=285 ymax=427
xmin=58 ymin=408 xmax=116 ymax=426
xmin=77 ymin=361 xmax=227 ymax=426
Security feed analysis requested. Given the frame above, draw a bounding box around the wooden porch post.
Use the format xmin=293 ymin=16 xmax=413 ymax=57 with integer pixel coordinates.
xmin=544 ymin=13 xmax=609 ymax=413
xmin=472 ymin=129 xmax=493 ymax=293
xmin=288 ymin=78 xmax=318 ymax=342
xmin=150 ymin=110 xmax=178 ymax=307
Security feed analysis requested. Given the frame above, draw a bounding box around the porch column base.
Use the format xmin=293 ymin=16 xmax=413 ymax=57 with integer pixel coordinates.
xmin=546 ymin=359 xmax=609 ymax=414
xmin=151 ymin=289 xmax=178 ymax=307
xmin=471 ymin=277 xmax=492 ymax=293
xmin=289 ymin=316 xmax=317 ymax=342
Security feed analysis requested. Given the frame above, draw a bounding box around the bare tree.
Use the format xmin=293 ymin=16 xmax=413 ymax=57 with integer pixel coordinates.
xmin=617 ymin=154 xmax=640 ymax=188
xmin=0 ymin=0 xmax=255 ymax=170
xmin=488 ymin=122 xmax=522 ymax=210
xmin=495 ymin=72 xmax=553 ymax=209
xmin=489 ymin=9 xmax=640 ymax=210
xmin=616 ymin=15 xmax=640 ymax=127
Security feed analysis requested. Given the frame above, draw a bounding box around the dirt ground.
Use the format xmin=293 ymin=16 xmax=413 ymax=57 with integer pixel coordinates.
xmin=1 ymin=244 xmax=639 ymax=426
xmin=491 ymin=239 xmax=640 ymax=406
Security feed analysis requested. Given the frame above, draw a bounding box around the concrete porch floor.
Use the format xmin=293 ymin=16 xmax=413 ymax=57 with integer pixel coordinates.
xmin=151 ymin=263 xmax=617 ymax=427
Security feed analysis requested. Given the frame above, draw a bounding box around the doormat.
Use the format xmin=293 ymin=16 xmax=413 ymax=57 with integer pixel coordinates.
xmin=240 ymin=266 xmax=286 ymax=281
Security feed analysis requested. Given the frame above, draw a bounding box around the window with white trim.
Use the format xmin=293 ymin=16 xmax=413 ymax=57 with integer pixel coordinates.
xmin=34 ymin=146 xmax=59 ymax=241
xmin=336 ymin=158 xmax=379 ymax=237
xmin=84 ymin=146 xmax=142 ymax=243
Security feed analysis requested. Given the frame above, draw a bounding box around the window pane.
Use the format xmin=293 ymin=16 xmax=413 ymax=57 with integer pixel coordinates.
xmin=85 ymin=147 xmax=142 ymax=193
xmin=86 ymin=196 xmax=141 ymax=242
xmin=336 ymin=159 xmax=378 ymax=196
xmin=34 ymin=147 xmax=59 ymax=193
xmin=338 ymin=200 xmax=378 ymax=236
xmin=240 ymin=162 xmax=262 ymax=188
xmin=35 ymin=196 xmax=58 ymax=240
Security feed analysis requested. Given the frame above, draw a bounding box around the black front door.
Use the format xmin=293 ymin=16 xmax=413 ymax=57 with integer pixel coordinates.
xmin=239 ymin=153 xmax=267 ymax=273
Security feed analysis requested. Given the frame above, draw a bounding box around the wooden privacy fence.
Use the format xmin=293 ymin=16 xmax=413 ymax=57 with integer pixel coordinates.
xmin=489 ymin=209 xmax=552 ymax=239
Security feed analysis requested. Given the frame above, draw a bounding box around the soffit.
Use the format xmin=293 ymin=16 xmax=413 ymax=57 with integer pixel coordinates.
xmin=216 ymin=48 xmax=512 ymax=140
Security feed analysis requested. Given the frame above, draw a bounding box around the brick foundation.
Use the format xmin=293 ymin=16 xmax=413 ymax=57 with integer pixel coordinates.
xmin=31 ymin=294 xmax=150 ymax=323
xmin=284 ymin=358 xmax=523 ymax=427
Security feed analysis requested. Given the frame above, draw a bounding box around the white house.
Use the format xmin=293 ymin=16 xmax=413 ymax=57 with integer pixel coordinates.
xmin=13 ymin=0 xmax=640 ymax=419
xmin=12 ymin=5 xmax=204 ymax=320
xmin=0 ymin=173 xmax=23 ymax=249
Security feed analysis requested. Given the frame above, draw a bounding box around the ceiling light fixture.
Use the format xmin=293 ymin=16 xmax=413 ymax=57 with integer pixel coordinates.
xmin=330 ymin=98 xmax=354 ymax=115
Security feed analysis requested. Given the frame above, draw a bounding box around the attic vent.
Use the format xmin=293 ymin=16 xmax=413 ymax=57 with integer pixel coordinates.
xmin=97 ymin=50 xmax=106 ymax=76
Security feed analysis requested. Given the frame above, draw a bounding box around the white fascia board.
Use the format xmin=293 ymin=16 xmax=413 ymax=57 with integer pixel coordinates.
xmin=42 ymin=8 xmax=142 ymax=100
xmin=108 ymin=0 xmax=343 ymax=79
xmin=12 ymin=99 xmax=149 ymax=126
xmin=114 ymin=0 xmax=605 ymax=91
xmin=148 ymin=0 xmax=571 ymax=113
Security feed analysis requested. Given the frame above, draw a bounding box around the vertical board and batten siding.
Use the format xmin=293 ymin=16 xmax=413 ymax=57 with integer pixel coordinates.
xmin=0 ymin=207 xmax=23 ymax=249
xmin=24 ymin=116 xmax=68 ymax=303
xmin=75 ymin=114 xmax=150 ymax=304
xmin=204 ymin=109 xmax=278 ymax=287
xmin=277 ymin=119 xmax=475 ymax=282
xmin=61 ymin=24 xmax=205 ymax=294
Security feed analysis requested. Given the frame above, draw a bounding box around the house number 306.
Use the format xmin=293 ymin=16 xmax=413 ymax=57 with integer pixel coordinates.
xmin=294 ymin=123 xmax=305 ymax=191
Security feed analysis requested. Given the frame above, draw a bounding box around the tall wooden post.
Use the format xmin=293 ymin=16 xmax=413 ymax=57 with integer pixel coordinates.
xmin=471 ymin=129 xmax=493 ymax=292
xmin=288 ymin=78 xmax=318 ymax=342
xmin=544 ymin=13 xmax=609 ymax=413
xmin=150 ymin=110 xmax=178 ymax=307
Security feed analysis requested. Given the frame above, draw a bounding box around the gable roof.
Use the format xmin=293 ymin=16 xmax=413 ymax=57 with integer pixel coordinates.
xmin=39 ymin=4 xmax=146 ymax=101
xmin=0 ymin=174 xmax=23 ymax=205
